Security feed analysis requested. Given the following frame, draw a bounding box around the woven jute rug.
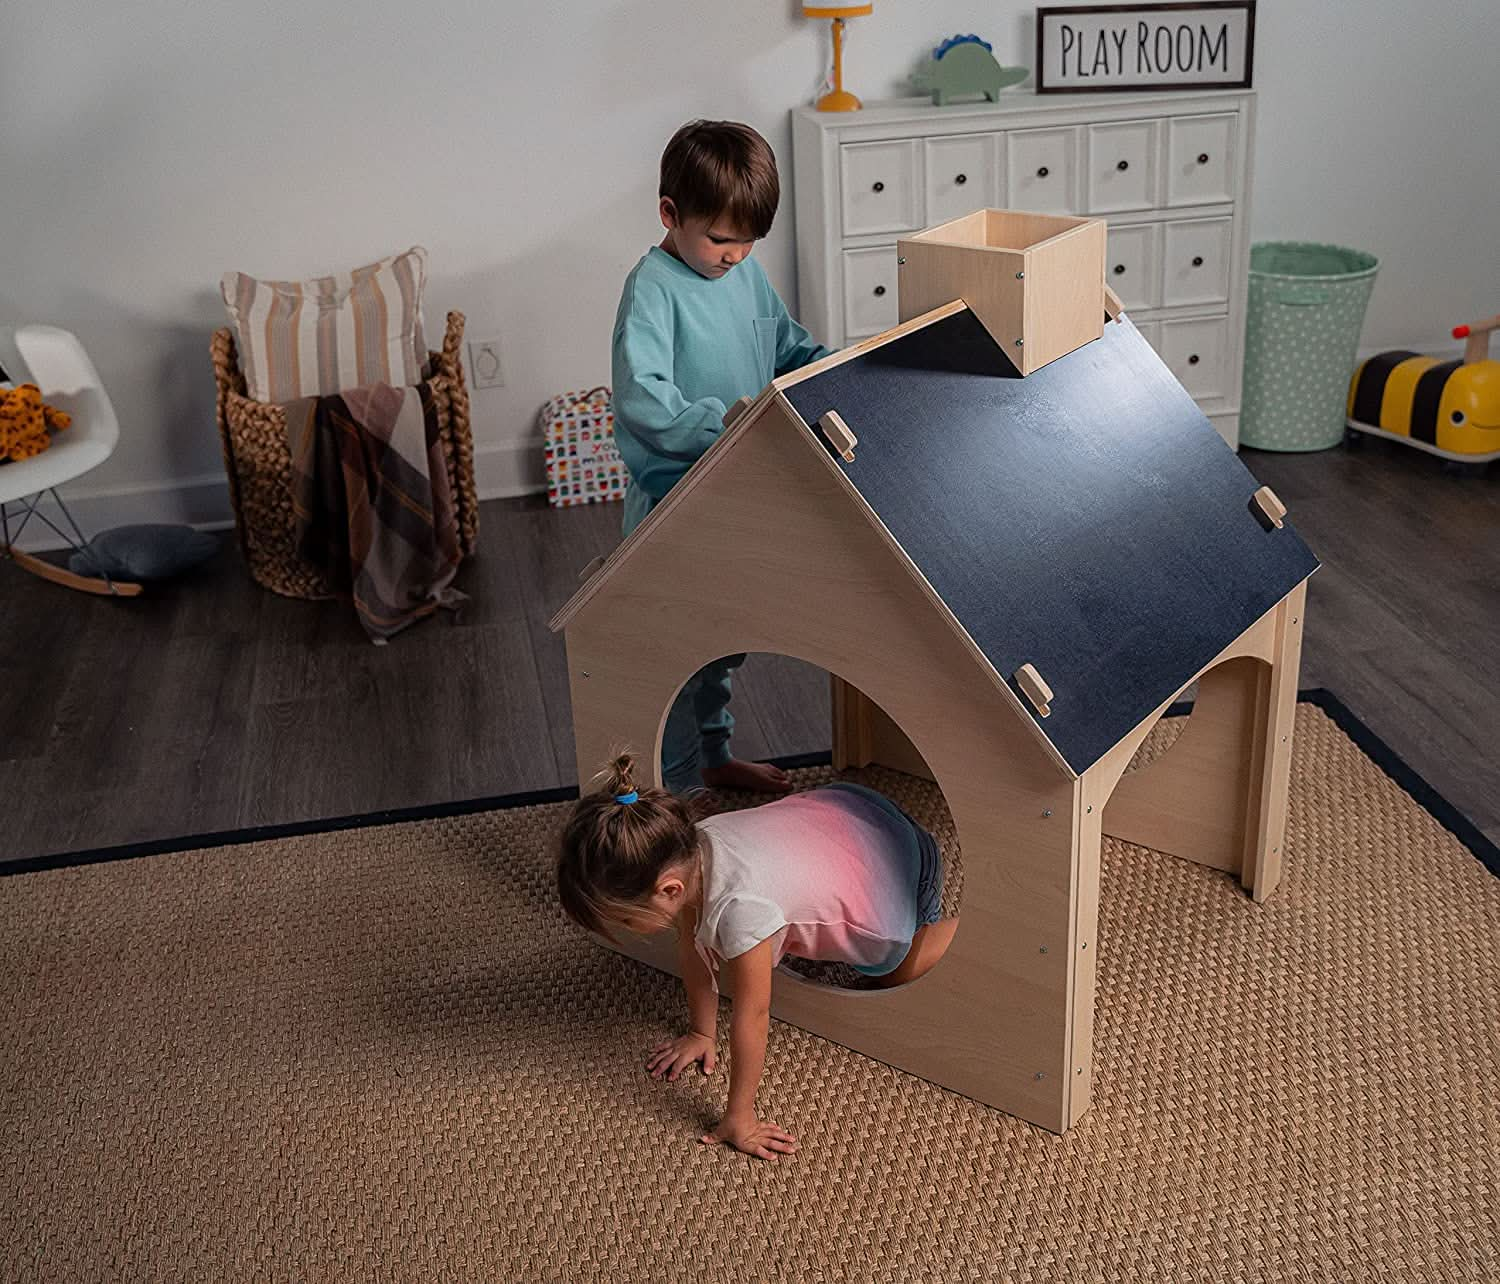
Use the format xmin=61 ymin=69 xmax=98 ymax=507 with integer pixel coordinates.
xmin=2 ymin=697 xmax=1497 ymax=1282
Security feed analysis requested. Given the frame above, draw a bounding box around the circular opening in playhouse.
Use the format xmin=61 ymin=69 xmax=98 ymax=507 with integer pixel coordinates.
xmin=661 ymin=652 xmax=963 ymax=991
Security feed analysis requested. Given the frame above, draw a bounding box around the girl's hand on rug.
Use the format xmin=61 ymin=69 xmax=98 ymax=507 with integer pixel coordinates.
xmin=700 ymin=1111 xmax=798 ymax=1161
xmin=647 ymin=1032 xmax=717 ymax=1081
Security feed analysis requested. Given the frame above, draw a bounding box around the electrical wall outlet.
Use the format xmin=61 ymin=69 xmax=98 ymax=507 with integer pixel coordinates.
xmin=468 ymin=337 xmax=505 ymax=389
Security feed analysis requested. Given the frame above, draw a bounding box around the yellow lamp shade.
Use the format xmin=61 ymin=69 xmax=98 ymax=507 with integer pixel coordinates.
xmin=803 ymin=4 xmax=872 ymax=17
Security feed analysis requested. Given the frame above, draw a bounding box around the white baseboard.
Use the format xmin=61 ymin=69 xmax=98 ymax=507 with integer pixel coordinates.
xmin=475 ymin=437 xmax=548 ymax=500
xmin=6 ymin=473 xmax=236 ymax=553
xmin=8 ymin=438 xmax=549 ymax=553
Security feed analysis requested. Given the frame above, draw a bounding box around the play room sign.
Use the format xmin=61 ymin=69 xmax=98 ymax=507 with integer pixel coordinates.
xmin=1036 ymin=2 xmax=1255 ymax=93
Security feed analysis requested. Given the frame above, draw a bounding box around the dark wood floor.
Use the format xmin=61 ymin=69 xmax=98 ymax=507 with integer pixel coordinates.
xmin=2 ymin=434 xmax=1496 ymax=861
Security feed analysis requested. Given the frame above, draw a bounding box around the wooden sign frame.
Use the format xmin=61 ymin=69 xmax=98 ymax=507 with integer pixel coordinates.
xmin=1035 ymin=1 xmax=1256 ymax=94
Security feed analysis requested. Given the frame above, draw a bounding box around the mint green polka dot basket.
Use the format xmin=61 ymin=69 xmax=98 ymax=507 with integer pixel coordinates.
xmin=1240 ymin=242 xmax=1379 ymax=451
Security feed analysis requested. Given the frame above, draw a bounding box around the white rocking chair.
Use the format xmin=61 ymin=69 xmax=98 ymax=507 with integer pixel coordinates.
xmin=0 ymin=326 xmax=141 ymax=596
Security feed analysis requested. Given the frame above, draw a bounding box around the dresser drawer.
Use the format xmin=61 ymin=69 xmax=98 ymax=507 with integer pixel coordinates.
xmin=1005 ymin=127 xmax=1077 ymax=215
xmin=842 ymin=245 xmax=900 ymax=339
xmin=1085 ymin=120 xmax=1158 ymax=213
xmin=1165 ymin=113 xmax=1237 ymax=206
xmin=1162 ymin=217 xmax=1233 ymax=307
xmin=925 ymin=133 xmax=999 ymax=226
xmin=840 ymin=140 xmax=920 ymax=237
xmin=1158 ymin=315 xmax=1230 ymax=401
xmin=1106 ymin=222 xmax=1161 ymax=312
xmin=1133 ymin=319 xmax=1161 ymax=352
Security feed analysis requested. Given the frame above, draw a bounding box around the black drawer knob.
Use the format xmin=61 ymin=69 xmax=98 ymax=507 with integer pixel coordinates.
xmin=872 ymin=181 xmax=884 ymax=192
xmin=1197 ymin=152 xmax=1210 ymax=164
xmin=1113 ymin=264 xmax=1126 ymax=275
xmin=873 ymin=285 xmax=886 ymax=297
xmin=1192 ymin=255 xmax=1205 ymax=267
xmin=955 ymin=172 xmax=967 ymax=185
xmin=1037 ymin=166 xmax=1049 ymax=178
xmin=1188 ymin=354 xmax=1201 ymax=365
xmin=1116 ymin=159 xmax=1129 ymax=171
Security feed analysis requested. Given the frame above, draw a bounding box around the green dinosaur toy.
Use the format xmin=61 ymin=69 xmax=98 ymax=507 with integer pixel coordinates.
xmin=912 ymin=35 xmax=1028 ymax=106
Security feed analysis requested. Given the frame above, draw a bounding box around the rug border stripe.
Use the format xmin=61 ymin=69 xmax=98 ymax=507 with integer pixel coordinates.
xmin=3 ymin=695 xmax=1494 ymax=880
xmin=1300 ymin=688 xmax=1498 ymax=877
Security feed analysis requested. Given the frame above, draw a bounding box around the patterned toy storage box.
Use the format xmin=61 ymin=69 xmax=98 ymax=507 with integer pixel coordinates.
xmin=542 ymin=386 xmax=626 ymax=507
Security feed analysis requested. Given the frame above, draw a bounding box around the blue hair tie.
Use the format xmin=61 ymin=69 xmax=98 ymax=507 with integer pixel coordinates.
xmin=614 ymin=790 xmax=639 ymax=805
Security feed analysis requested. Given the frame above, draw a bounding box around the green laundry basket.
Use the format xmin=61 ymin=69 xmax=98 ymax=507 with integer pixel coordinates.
xmin=1240 ymin=242 xmax=1379 ymax=451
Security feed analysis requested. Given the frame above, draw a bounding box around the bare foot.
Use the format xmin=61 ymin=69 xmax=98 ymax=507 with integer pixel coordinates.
xmin=700 ymin=759 xmax=794 ymax=795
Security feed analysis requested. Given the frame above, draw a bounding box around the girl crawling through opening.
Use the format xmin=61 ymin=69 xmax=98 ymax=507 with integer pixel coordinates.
xmin=557 ymin=753 xmax=957 ymax=1160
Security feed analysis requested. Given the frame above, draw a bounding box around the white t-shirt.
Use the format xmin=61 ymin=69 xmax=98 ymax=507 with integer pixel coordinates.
xmin=693 ymin=784 xmax=921 ymax=984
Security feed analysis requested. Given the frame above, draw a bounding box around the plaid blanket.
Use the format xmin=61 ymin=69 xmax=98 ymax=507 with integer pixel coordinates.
xmin=288 ymin=381 xmax=466 ymax=642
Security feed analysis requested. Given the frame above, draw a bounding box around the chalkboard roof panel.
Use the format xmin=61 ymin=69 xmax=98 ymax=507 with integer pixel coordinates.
xmin=782 ymin=307 xmax=1319 ymax=774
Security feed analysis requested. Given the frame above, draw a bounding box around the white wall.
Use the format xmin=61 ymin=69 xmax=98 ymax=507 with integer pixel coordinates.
xmin=1245 ymin=1 xmax=1498 ymax=347
xmin=3 ymin=0 xmax=1495 ymax=529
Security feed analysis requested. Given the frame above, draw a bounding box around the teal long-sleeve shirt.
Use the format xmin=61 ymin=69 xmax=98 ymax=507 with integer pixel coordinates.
xmin=611 ymin=246 xmax=829 ymax=531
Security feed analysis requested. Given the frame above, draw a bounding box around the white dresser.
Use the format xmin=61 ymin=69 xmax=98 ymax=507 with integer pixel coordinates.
xmin=791 ymin=90 xmax=1256 ymax=447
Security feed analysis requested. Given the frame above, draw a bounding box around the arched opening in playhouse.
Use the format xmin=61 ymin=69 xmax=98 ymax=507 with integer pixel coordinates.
xmin=1102 ymin=655 xmax=1283 ymax=884
xmin=652 ymin=651 xmax=965 ymax=991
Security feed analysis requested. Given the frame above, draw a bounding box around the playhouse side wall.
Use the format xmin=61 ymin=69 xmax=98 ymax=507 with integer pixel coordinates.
xmin=561 ymin=394 xmax=1100 ymax=1132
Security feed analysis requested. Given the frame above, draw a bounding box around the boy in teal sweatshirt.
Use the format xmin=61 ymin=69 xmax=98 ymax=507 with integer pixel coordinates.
xmin=612 ymin=119 xmax=831 ymax=796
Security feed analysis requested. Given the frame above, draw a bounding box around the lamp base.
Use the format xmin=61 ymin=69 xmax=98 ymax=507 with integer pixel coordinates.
xmin=815 ymin=88 xmax=863 ymax=112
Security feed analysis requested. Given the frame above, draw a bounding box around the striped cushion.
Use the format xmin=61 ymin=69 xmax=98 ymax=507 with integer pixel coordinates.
xmin=220 ymin=246 xmax=429 ymax=404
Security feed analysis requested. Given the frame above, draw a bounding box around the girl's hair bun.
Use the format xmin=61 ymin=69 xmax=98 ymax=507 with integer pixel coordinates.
xmin=604 ymin=753 xmax=636 ymax=799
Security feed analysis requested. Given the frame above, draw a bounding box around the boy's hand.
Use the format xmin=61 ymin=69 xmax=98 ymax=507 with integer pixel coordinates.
xmin=647 ymin=1032 xmax=717 ymax=1081
xmin=701 ymin=1111 xmax=798 ymax=1160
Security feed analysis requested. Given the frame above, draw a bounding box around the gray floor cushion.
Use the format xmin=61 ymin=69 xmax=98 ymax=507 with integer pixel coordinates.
xmin=69 ymin=524 xmax=219 ymax=581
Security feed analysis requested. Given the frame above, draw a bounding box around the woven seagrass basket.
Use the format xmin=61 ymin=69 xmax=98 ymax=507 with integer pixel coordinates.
xmin=210 ymin=310 xmax=480 ymax=600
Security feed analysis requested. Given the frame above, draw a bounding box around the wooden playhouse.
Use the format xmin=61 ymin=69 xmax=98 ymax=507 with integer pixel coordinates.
xmin=550 ymin=210 xmax=1319 ymax=1134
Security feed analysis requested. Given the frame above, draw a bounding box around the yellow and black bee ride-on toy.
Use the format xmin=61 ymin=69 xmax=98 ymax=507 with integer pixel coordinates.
xmin=1346 ymin=312 xmax=1500 ymax=470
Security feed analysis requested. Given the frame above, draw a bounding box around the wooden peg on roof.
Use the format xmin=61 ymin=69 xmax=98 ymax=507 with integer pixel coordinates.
xmin=1251 ymin=485 xmax=1287 ymax=531
xmin=818 ymin=410 xmax=858 ymax=462
xmin=724 ymin=396 xmax=754 ymax=429
xmin=1103 ymin=284 xmax=1124 ymax=322
xmin=578 ymin=555 xmax=606 ymax=582
xmin=1015 ymin=663 xmax=1054 ymax=718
